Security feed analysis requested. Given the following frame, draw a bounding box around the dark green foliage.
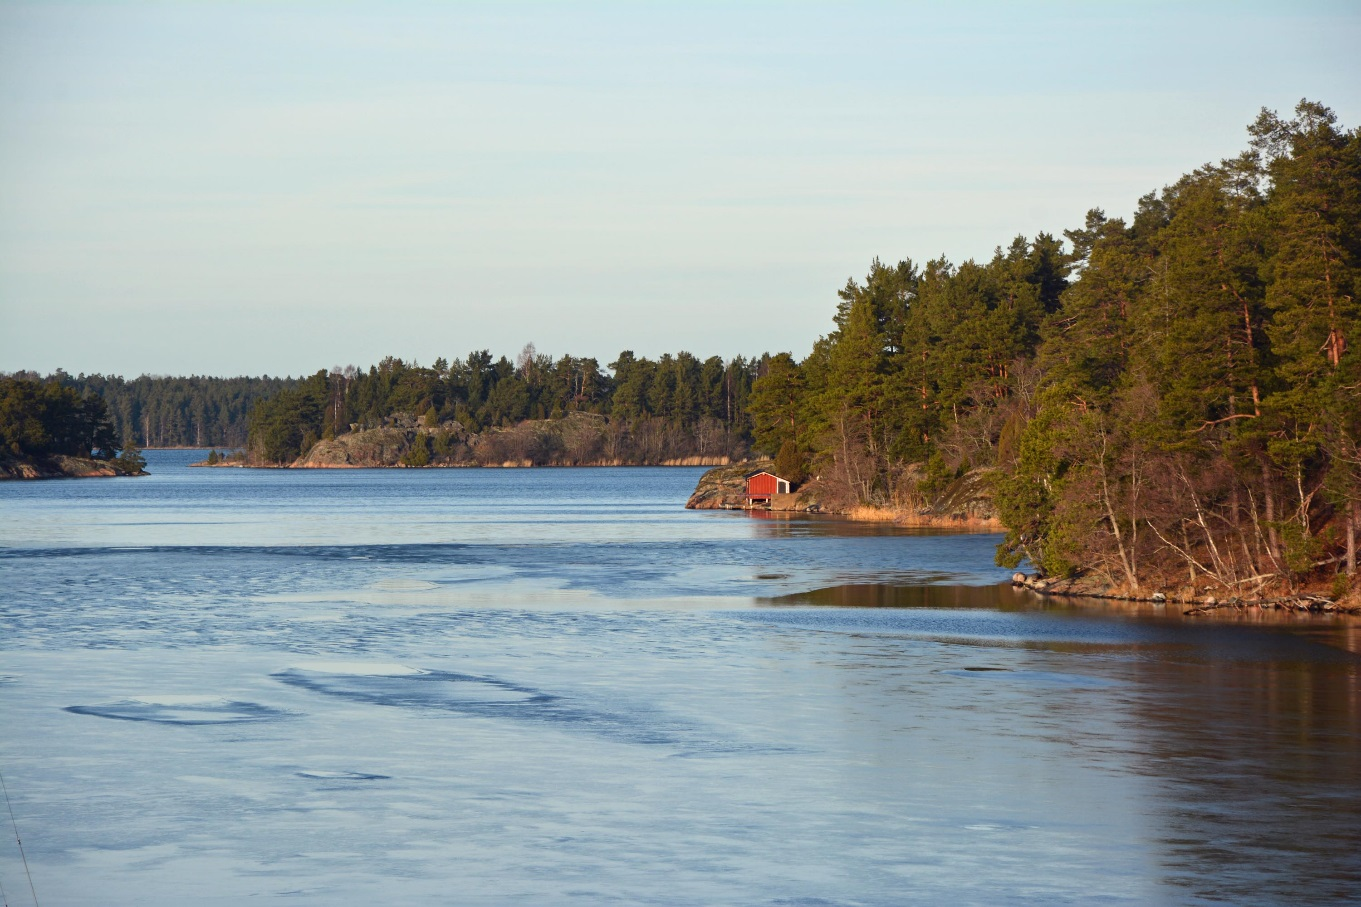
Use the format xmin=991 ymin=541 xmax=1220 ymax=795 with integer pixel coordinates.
xmin=246 ymin=371 xmax=328 ymax=464
xmin=239 ymin=350 xmax=762 ymax=464
xmin=401 ymin=434 xmax=431 ymax=467
xmin=751 ymin=240 xmax=1067 ymax=505
xmin=773 ymin=439 xmax=806 ymax=485
xmin=27 ymin=372 xmax=299 ymax=448
xmin=25 ymin=348 xmax=762 ymax=465
xmin=0 ymin=377 xmax=120 ymax=461
xmin=747 ymin=353 xmax=804 ymax=456
xmin=113 ymin=444 xmax=147 ymax=475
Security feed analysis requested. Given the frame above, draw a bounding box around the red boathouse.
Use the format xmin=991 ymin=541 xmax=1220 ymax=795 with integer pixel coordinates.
xmin=745 ymin=470 xmax=791 ymax=504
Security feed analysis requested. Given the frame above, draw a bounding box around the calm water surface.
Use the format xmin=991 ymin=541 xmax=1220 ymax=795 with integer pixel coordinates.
xmin=1 ymin=451 xmax=1358 ymax=905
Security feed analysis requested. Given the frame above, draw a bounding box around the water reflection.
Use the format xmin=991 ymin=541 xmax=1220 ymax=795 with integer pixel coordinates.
xmin=754 ymin=581 xmax=1361 ymax=904
xmin=743 ymin=509 xmax=1000 ymax=539
xmin=765 ymin=581 xmax=1361 ymax=649
xmin=762 ymin=581 xmax=1036 ymax=609
xmin=1132 ymin=654 xmax=1361 ymax=902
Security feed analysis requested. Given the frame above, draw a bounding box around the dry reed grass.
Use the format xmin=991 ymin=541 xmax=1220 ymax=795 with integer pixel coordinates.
xmin=845 ymin=504 xmax=1002 ymax=530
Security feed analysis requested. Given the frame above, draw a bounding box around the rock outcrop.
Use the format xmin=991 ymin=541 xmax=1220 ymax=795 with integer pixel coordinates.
xmin=0 ymin=454 xmax=140 ymax=480
xmin=685 ymin=461 xmax=824 ymax=511
xmin=1009 ymin=571 xmax=1361 ymax=614
xmin=685 ymin=461 xmax=771 ymax=509
xmin=684 ymin=461 xmax=998 ymax=521
xmin=296 ymin=416 xmax=470 ymax=467
xmin=915 ymin=466 xmax=999 ymax=523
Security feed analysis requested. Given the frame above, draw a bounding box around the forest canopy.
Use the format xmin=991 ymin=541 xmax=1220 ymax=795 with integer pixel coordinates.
xmin=6 ymin=372 xmax=301 ymax=450
xmin=747 ymin=100 xmax=1360 ymax=593
xmin=243 ymin=348 xmax=765 ymax=465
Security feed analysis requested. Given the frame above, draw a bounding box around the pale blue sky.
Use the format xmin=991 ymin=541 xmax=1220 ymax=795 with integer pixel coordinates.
xmin=2 ymin=1 xmax=1358 ymax=377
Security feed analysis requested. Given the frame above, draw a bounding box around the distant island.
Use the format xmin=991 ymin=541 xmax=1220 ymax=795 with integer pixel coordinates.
xmin=195 ymin=409 xmax=732 ymax=469
xmin=0 ymin=377 xmax=146 ymax=479
xmin=190 ymin=349 xmax=762 ymax=468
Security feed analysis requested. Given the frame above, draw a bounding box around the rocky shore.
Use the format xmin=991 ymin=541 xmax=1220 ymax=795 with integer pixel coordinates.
xmin=1010 ymin=572 xmax=1361 ymax=615
xmin=684 ymin=460 xmax=1000 ymax=529
xmin=685 ymin=462 xmax=1358 ymax=617
xmin=0 ymin=454 xmax=145 ymax=480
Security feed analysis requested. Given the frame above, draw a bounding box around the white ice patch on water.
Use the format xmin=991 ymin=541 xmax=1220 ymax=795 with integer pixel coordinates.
xmin=369 ymin=579 xmax=439 ymax=591
xmin=65 ymin=697 xmax=289 ymax=724
xmin=130 ymin=694 xmax=232 ymax=705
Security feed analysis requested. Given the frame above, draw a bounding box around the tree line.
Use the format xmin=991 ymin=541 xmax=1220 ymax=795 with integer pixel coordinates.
xmin=0 ymin=376 xmax=143 ymax=473
xmin=6 ymin=371 xmax=299 ymax=449
xmin=246 ymin=347 xmax=766 ymax=464
xmin=748 ymin=100 xmax=1359 ymax=593
xmin=10 ymin=353 xmax=770 ymax=466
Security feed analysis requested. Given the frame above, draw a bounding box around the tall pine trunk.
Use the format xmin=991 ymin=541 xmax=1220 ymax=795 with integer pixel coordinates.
xmin=1263 ymin=462 xmax=1279 ymax=560
xmin=1348 ymin=500 xmax=1358 ymax=576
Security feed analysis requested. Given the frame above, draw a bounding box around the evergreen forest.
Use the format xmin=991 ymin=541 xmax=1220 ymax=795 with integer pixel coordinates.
xmin=244 ymin=348 xmax=764 ymax=465
xmin=0 ymin=377 xmax=143 ymax=474
xmin=747 ymin=101 xmax=1360 ymax=593
xmin=3 ymin=371 xmax=302 ymax=449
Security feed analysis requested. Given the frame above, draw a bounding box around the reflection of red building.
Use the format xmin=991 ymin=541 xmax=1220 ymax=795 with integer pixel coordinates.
xmin=744 ymin=470 xmax=791 ymax=504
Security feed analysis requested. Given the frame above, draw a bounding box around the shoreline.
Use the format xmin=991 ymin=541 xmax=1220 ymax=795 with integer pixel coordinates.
xmin=1011 ymin=573 xmax=1361 ymax=616
xmin=0 ymin=454 xmax=147 ymax=480
xmin=843 ymin=505 xmax=1002 ymax=531
xmin=189 ymin=458 xmax=730 ymax=469
xmin=57 ymin=452 xmax=1361 ymax=620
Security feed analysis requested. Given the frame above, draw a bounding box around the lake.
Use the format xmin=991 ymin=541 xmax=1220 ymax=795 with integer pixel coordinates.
xmin=1 ymin=451 xmax=1358 ymax=905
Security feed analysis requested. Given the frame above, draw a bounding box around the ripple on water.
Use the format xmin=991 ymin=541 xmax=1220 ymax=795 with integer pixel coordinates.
xmin=273 ymin=664 xmax=552 ymax=712
xmin=295 ymin=770 xmax=390 ymax=781
xmin=270 ymin=662 xmax=766 ymax=752
xmin=938 ymin=668 xmax=1116 ymax=687
xmin=65 ymin=696 xmax=290 ymax=725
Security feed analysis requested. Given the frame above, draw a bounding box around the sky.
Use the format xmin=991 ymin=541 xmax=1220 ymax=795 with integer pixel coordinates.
xmin=1 ymin=1 xmax=1358 ymax=378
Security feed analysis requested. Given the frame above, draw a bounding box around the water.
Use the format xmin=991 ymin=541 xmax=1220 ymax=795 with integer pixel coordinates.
xmin=1 ymin=451 xmax=1358 ymax=905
